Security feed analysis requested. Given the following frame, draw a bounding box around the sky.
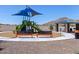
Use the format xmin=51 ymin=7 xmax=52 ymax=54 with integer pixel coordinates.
xmin=0 ymin=5 xmax=79 ymax=25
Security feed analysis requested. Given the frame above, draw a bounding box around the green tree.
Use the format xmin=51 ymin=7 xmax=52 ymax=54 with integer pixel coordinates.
xmin=49 ymin=24 xmax=53 ymax=31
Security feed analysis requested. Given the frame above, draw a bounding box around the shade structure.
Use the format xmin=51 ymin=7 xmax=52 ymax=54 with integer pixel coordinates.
xmin=13 ymin=6 xmax=42 ymax=20
xmin=13 ymin=10 xmax=29 ymax=16
xmin=56 ymin=19 xmax=74 ymax=24
xmin=23 ymin=7 xmax=42 ymax=17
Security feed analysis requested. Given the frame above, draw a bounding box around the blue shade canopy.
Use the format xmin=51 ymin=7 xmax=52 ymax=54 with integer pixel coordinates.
xmin=13 ymin=10 xmax=29 ymax=16
xmin=13 ymin=6 xmax=42 ymax=17
xmin=23 ymin=7 xmax=42 ymax=16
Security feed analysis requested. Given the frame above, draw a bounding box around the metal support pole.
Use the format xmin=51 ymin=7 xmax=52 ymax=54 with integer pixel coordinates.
xmin=56 ymin=23 xmax=58 ymax=32
xmin=67 ymin=23 xmax=70 ymax=32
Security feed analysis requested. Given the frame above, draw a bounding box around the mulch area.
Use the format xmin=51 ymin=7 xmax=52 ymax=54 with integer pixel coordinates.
xmin=0 ymin=31 xmax=61 ymax=38
xmin=0 ymin=39 xmax=79 ymax=54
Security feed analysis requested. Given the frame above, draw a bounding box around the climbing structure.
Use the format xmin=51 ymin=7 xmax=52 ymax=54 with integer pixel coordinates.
xmin=13 ymin=6 xmax=42 ymax=33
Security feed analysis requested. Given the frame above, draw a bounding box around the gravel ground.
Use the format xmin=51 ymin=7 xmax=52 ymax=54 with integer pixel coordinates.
xmin=0 ymin=39 xmax=79 ymax=54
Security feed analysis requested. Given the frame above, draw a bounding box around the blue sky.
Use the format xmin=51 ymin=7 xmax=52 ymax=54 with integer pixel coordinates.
xmin=0 ymin=5 xmax=79 ymax=25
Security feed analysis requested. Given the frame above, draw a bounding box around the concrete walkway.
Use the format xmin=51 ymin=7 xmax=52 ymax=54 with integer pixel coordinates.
xmin=0 ymin=32 xmax=75 ymax=41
